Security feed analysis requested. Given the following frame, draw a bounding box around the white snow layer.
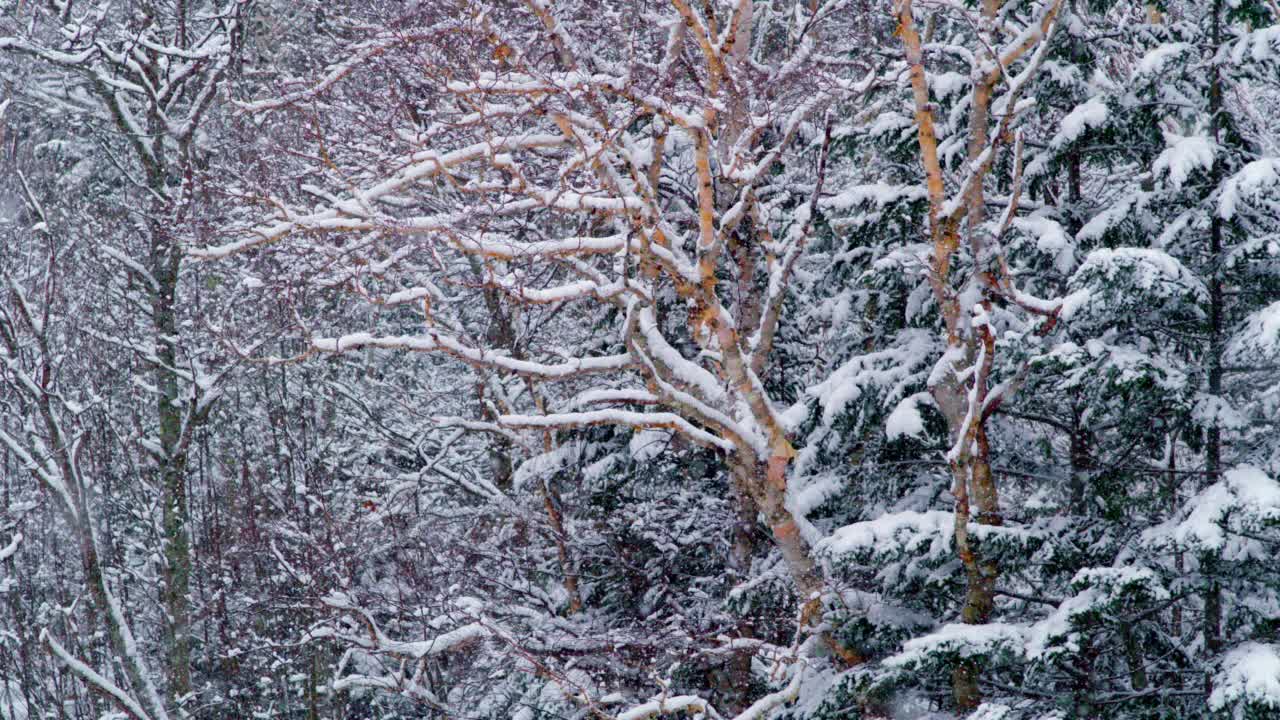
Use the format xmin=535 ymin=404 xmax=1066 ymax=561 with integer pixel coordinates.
xmin=1229 ymin=301 xmax=1280 ymax=360
xmin=1219 ymin=158 xmax=1280 ymax=219
xmin=1051 ymin=97 xmax=1108 ymax=149
xmin=819 ymin=510 xmax=952 ymax=557
xmin=1014 ymin=216 xmax=1075 ymax=273
xmin=885 ymin=392 xmax=930 ymax=440
xmin=1210 ymin=643 xmax=1280 ymax=716
xmin=1153 ymin=133 xmax=1216 ymax=190
xmin=1150 ymin=465 xmax=1280 ymax=553
xmin=885 ymin=623 xmax=1026 ymax=667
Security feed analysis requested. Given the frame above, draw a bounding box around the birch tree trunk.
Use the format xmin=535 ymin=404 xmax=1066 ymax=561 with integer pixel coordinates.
xmin=896 ymin=0 xmax=1065 ymax=707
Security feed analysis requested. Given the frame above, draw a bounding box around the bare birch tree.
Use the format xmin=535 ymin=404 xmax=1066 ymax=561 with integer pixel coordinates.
xmin=200 ymin=0 xmax=881 ymax=676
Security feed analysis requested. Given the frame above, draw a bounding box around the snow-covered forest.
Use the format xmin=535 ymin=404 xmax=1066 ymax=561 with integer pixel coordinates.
xmin=2 ymin=0 xmax=1280 ymax=718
